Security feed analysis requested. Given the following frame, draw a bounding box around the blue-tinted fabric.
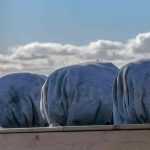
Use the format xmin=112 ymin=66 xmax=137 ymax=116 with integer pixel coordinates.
xmin=0 ymin=73 xmax=47 ymax=128
xmin=41 ymin=62 xmax=118 ymax=126
xmin=113 ymin=59 xmax=150 ymax=124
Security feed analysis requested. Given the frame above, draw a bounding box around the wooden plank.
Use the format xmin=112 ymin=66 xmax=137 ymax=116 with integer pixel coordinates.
xmin=1 ymin=124 xmax=150 ymax=134
xmin=0 ymin=125 xmax=150 ymax=150
xmin=0 ymin=129 xmax=150 ymax=150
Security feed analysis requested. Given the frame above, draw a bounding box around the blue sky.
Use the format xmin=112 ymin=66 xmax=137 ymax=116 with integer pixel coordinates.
xmin=0 ymin=0 xmax=150 ymax=52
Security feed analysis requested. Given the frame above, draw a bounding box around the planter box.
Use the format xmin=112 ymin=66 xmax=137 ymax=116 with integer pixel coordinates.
xmin=0 ymin=124 xmax=150 ymax=150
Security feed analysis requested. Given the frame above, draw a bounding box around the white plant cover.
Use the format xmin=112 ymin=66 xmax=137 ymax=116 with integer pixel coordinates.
xmin=0 ymin=73 xmax=47 ymax=127
xmin=113 ymin=59 xmax=150 ymax=124
xmin=41 ymin=62 xmax=118 ymax=126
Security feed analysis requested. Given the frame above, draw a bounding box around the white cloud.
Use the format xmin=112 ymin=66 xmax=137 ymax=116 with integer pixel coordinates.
xmin=127 ymin=32 xmax=150 ymax=54
xmin=0 ymin=32 xmax=150 ymax=75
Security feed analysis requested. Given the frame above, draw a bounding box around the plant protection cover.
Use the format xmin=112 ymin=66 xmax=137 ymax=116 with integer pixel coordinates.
xmin=41 ymin=62 xmax=118 ymax=126
xmin=0 ymin=73 xmax=47 ymax=127
xmin=113 ymin=60 xmax=150 ymax=124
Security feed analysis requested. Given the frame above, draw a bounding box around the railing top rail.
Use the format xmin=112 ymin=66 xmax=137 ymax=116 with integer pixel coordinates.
xmin=0 ymin=124 xmax=150 ymax=134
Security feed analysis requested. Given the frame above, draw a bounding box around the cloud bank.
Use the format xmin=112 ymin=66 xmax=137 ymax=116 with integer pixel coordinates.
xmin=0 ymin=32 xmax=150 ymax=75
